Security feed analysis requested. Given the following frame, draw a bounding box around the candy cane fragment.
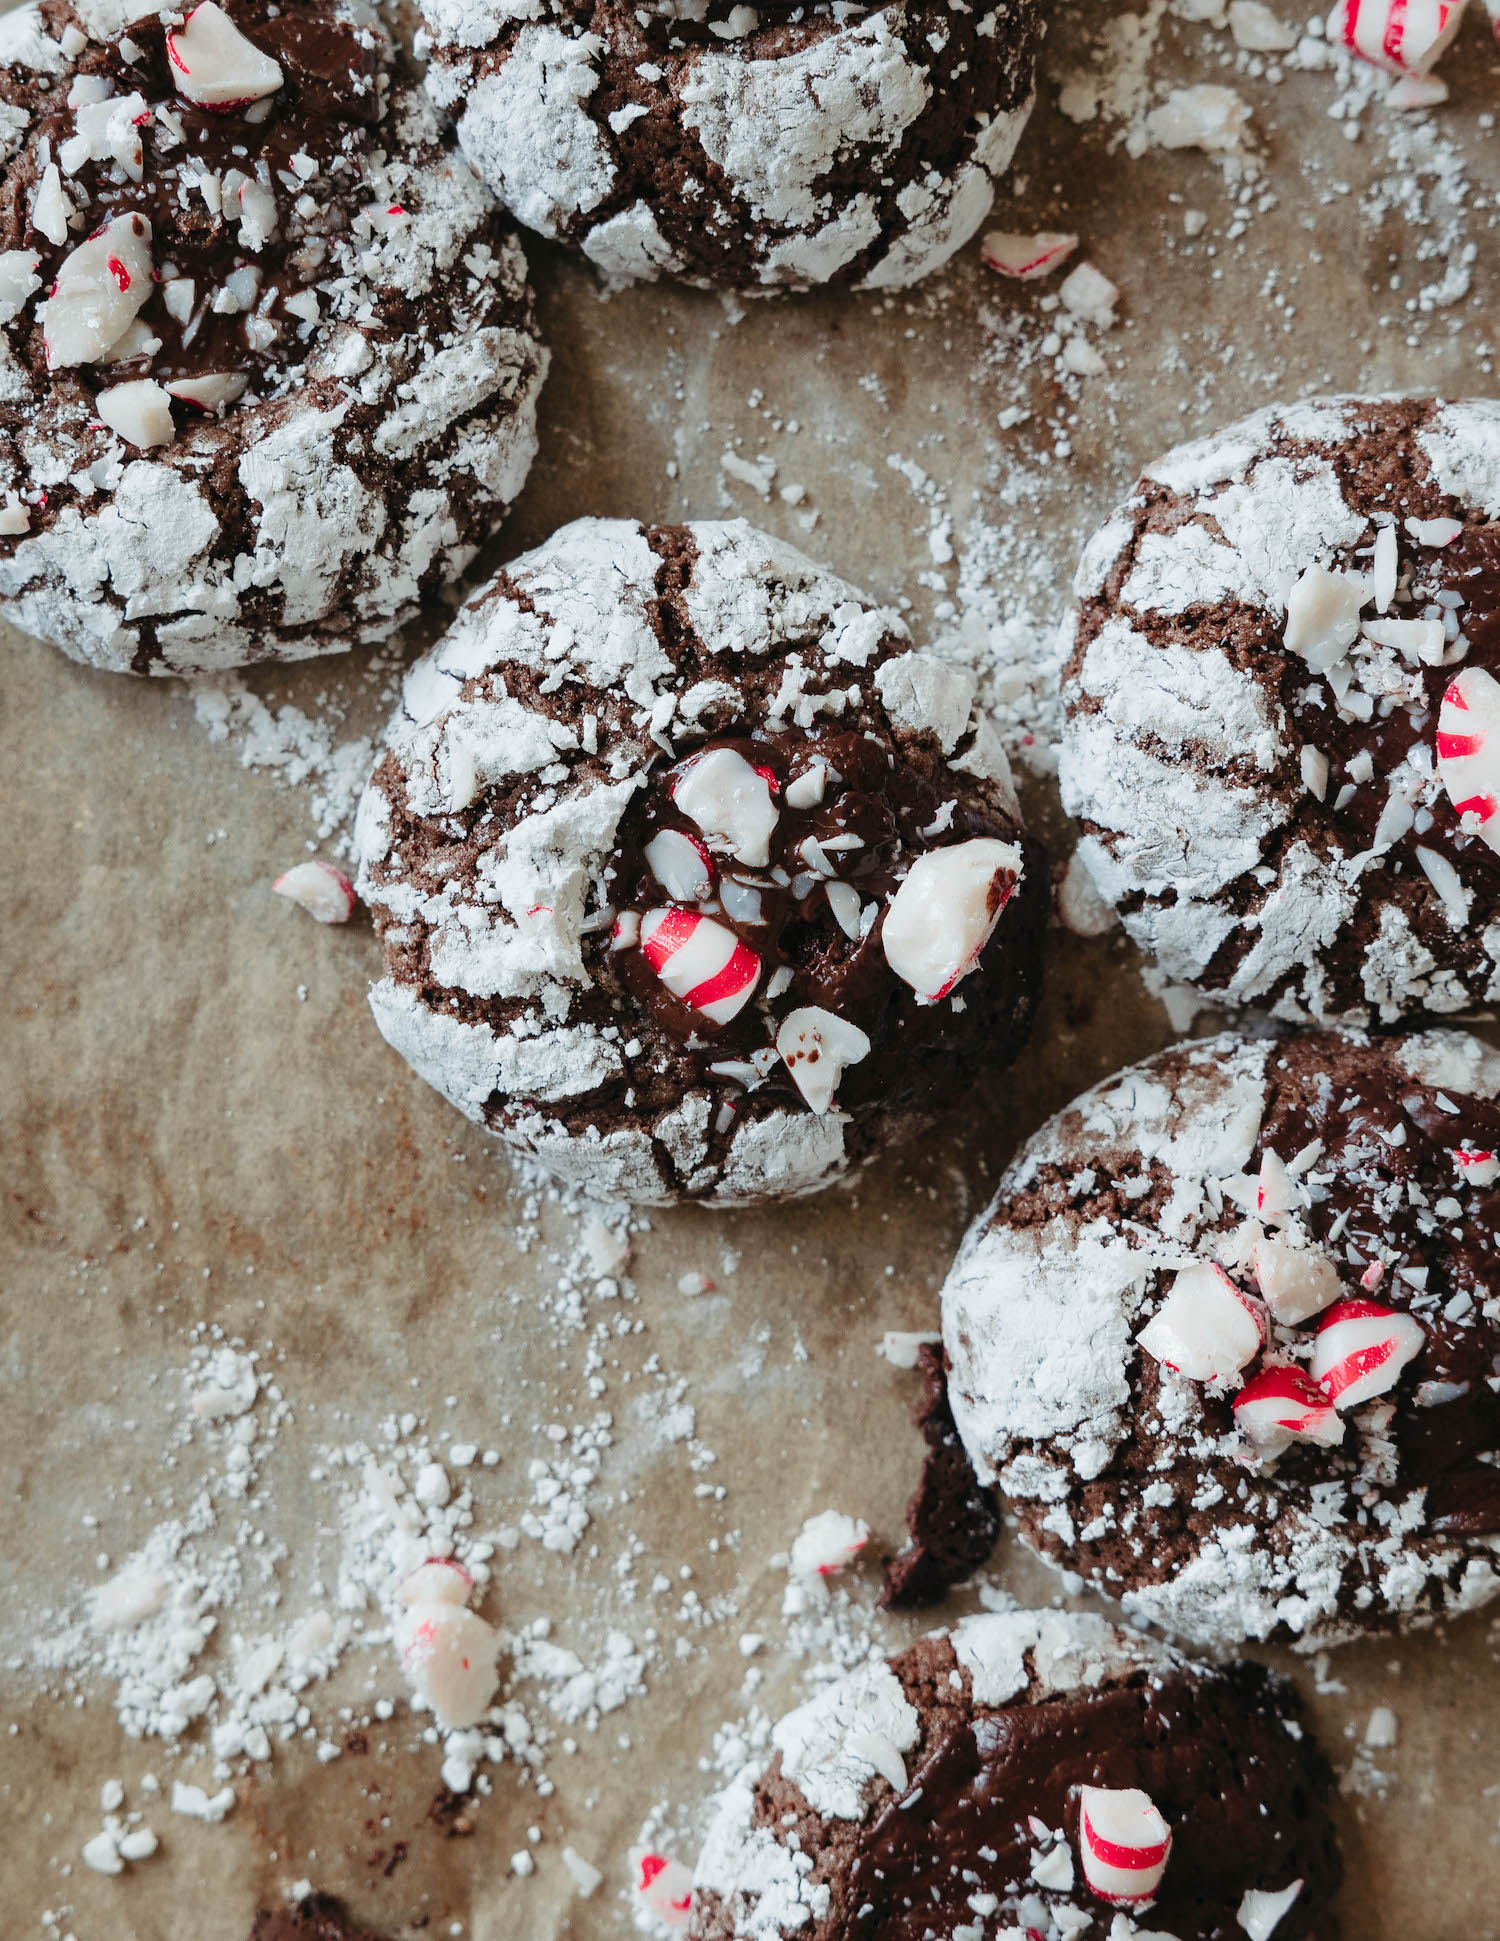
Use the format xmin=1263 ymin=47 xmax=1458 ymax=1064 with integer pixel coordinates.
xmin=640 ymin=908 xmax=760 ymax=1025
xmin=1436 ymin=666 xmax=1500 ymax=854
xmin=881 ymin=838 xmax=1022 ymax=1002
xmin=166 ymin=2 xmax=284 ymax=108
xmin=1310 ymin=1299 xmax=1424 ymax=1408
xmin=1137 ymin=1262 xmax=1267 ymax=1383
xmin=980 ymin=230 xmax=1079 ymax=280
xmin=1078 ymin=1786 xmax=1172 ymax=1905
xmin=1233 ymin=1365 xmax=1345 ymax=1458
xmin=1332 ymin=0 xmax=1468 ymax=74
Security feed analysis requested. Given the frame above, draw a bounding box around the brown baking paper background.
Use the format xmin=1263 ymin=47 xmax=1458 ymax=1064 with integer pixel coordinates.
xmin=5 ymin=0 xmax=1500 ymax=1934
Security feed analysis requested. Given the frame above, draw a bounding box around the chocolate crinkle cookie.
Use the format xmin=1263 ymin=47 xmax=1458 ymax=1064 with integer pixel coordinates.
xmin=942 ymin=1028 xmax=1500 ymax=1651
xmin=416 ymin=0 xmax=1045 ymax=293
xmin=1059 ymin=395 xmax=1500 ymax=1024
xmin=354 ymin=516 xmax=1046 ymax=1206
xmin=690 ymin=1608 xmax=1342 ymax=1941
xmin=0 ymin=0 xmax=547 ymax=674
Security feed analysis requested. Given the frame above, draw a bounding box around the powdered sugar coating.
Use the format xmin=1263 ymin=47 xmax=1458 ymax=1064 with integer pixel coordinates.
xmin=1059 ymin=395 xmax=1500 ymax=1023
xmin=0 ymin=1 xmax=547 ymax=675
xmin=942 ymin=1029 xmax=1500 ymax=1649
xmin=419 ymin=0 xmax=1043 ymax=293
xmin=354 ymin=516 xmax=1042 ymax=1206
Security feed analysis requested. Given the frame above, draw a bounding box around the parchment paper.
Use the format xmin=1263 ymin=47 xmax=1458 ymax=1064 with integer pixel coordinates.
xmin=5 ymin=1 xmax=1500 ymax=1935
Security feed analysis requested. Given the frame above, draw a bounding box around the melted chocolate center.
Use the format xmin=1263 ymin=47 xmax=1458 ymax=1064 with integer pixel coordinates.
xmin=842 ymin=1668 xmax=1338 ymax=1941
xmin=602 ymin=725 xmax=1025 ymax=1119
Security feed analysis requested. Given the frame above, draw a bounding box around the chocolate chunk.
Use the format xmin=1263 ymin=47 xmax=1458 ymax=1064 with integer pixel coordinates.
xmin=879 ymin=1343 xmax=998 ymax=1609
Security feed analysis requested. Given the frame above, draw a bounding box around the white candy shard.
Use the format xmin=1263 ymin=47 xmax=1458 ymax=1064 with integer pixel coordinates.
xmin=1416 ymin=844 xmax=1470 ymax=928
xmin=636 ymin=1854 xmax=694 ymax=1927
xmin=166 ymin=372 xmax=250 ymax=414
xmin=166 ymin=2 xmax=284 ymax=108
xmin=1453 ymin=1146 xmax=1500 ymax=1186
xmin=980 ymin=230 xmax=1078 ymax=280
xmin=1232 ymin=1365 xmax=1344 ymax=1459
xmin=1137 ymin=1262 xmax=1266 ymax=1384
xmin=1436 ymin=666 xmax=1500 ymax=855
xmin=1406 ymin=515 xmax=1463 ymax=546
xmin=41 ymin=214 xmax=154 ymax=368
xmin=1077 ymin=1786 xmax=1172 ymax=1905
xmin=784 ymin=760 xmax=828 ymax=810
xmin=1145 ymin=83 xmax=1253 ymax=152
xmin=640 ymin=908 xmax=760 ymax=1025
xmin=645 ymin=827 xmax=715 ymax=903
xmin=1256 ymin=1147 xmax=1300 ymax=1223
xmin=1310 ymin=1299 xmax=1425 ymax=1409
xmin=272 ymin=860 xmax=356 ymax=923
xmin=1251 ymin=1233 xmax=1341 ymax=1323
xmin=788 ymin=1508 xmax=870 ymax=1579
xmin=672 ymin=747 xmax=778 ymax=866
xmin=31 ymin=162 xmax=74 ymax=248
xmin=1386 ymin=68 xmax=1449 ymax=103
xmin=95 ymin=378 xmax=174 ymax=450
xmin=1333 ymin=0 xmax=1467 ymax=74
xmin=0 ymin=249 xmax=41 ymax=325
xmin=881 ymin=839 xmax=1022 ymax=1001
xmin=776 ymin=1005 xmax=871 ymax=1116
xmin=395 ymin=1593 xmax=499 ymax=1730
xmin=1238 ymin=1880 xmax=1304 ymax=1941
xmin=1299 ymin=744 xmax=1329 ymax=801
xmin=1283 ymin=564 xmax=1366 ymax=672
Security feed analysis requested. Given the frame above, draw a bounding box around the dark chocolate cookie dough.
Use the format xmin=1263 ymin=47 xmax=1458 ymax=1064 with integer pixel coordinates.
xmin=416 ymin=0 xmax=1046 ymax=292
xmin=354 ymin=517 xmax=1045 ymax=1204
xmin=691 ymin=1609 xmax=1341 ymax=1941
xmin=942 ymin=1028 xmax=1500 ymax=1649
xmin=1059 ymin=396 xmax=1500 ymax=1023
xmin=0 ymin=0 xmax=546 ymax=673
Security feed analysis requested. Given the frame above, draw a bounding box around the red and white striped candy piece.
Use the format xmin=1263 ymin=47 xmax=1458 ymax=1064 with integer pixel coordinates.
xmin=980 ymin=229 xmax=1079 ymax=280
xmin=776 ymin=1005 xmax=871 ymax=1115
xmin=41 ymin=214 xmax=154 ymax=369
xmin=672 ymin=748 xmax=779 ymax=866
xmin=882 ymin=838 xmax=1022 ymax=1002
xmin=166 ymin=1 xmax=284 ymax=108
xmin=273 ymin=859 xmax=356 ymax=923
xmin=393 ymin=1561 xmax=499 ymax=1730
xmin=1333 ymin=0 xmax=1468 ymax=74
xmin=1251 ymin=1232 xmax=1341 ymax=1324
xmin=789 ymin=1508 xmax=870 ymax=1579
xmin=640 ymin=908 xmax=760 ymax=1025
xmin=1077 ymin=1787 xmax=1172 ymax=1906
xmin=1137 ymin=1262 xmax=1267 ymax=1384
xmin=637 ymin=1854 xmax=693 ymax=1928
xmin=1233 ymin=1365 xmax=1345 ymax=1459
xmin=1436 ymin=666 xmax=1500 ymax=855
xmin=644 ymin=827 xmax=716 ymax=903
xmin=1310 ymin=1299 xmax=1425 ymax=1409
xmin=1453 ymin=1146 xmax=1500 ymax=1186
